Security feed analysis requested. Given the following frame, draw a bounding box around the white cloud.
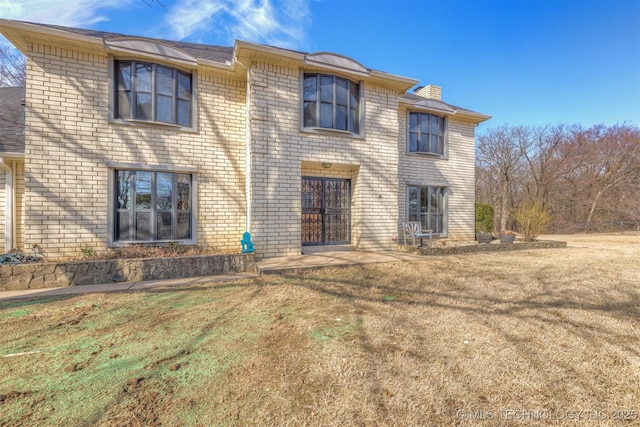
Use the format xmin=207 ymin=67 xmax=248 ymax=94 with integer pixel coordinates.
xmin=0 ymin=0 xmax=132 ymax=27
xmin=165 ymin=0 xmax=311 ymax=49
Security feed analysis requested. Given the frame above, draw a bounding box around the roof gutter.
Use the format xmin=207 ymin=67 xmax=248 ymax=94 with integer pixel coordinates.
xmin=399 ymin=98 xmax=491 ymax=124
xmin=0 ymin=19 xmax=104 ymax=53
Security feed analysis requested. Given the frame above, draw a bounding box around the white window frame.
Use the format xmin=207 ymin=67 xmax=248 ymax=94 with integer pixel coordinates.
xmin=106 ymin=162 xmax=198 ymax=247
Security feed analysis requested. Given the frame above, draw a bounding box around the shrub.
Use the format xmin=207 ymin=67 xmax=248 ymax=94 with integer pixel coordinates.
xmin=475 ymin=203 xmax=494 ymax=233
xmin=514 ymin=202 xmax=551 ymax=242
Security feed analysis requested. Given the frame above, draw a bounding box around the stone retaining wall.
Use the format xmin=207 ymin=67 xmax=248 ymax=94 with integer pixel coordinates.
xmin=398 ymin=240 xmax=567 ymax=256
xmin=0 ymin=253 xmax=255 ymax=291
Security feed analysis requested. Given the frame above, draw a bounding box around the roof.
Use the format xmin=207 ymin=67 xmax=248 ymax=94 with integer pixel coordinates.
xmin=0 ymin=86 xmax=25 ymax=154
xmin=0 ymin=19 xmax=488 ymax=118
xmin=0 ymin=19 xmax=418 ymax=90
xmin=12 ymin=21 xmax=235 ymax=64
xmin=401 ymin=92 xmax=491 ymax=124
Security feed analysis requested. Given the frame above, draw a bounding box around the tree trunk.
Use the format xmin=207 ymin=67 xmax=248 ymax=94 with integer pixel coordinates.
xmin=586 ymin=190 xmax=603 ymax=233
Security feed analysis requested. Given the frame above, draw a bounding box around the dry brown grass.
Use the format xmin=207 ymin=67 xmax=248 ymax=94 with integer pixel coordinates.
xmin=1 ymin=234 xmax=638 ymax=426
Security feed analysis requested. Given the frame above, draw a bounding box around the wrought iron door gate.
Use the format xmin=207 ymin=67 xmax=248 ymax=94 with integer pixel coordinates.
xmin=302 ymin=177 xmax=351 ymax=246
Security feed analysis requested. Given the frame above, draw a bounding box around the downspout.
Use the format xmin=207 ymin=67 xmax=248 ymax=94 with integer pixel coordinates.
xmin=235 ymin=57 xmax=252 ymax=233
xmin=0 ymin=157 xmax=14 ymax=252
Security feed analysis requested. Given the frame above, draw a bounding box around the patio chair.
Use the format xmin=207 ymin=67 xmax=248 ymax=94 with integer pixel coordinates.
xmin=403 ymin=221 xmax=433 ymax=247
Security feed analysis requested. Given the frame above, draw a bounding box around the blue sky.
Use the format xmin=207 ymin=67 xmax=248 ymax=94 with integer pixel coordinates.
xmin=1 ymin=0 xmax=638 ymax=132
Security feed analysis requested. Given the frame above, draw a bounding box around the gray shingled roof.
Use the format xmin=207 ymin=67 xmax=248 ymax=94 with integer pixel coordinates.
xmin=402 ymin=92 xmax=477 ymax=115
xmin=28 ymin=22 xmax=235 ymax=64
xmin=0 ymin=86 xmax=25 ymax=153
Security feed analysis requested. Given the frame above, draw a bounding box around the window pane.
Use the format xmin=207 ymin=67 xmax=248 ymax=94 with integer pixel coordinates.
xmin=303 ymin=75 xmax=317 ymax=101
xmin=430 ymin=188 xmax=439 ymax=213
xmin=431 ymin=115 xmax=441 ymax=135
xmin=419 ymin=133 xmax=429 ymax=152
xmin=177 ymin=72 xmax=191 ymax=100
xmin=320 ymin=103 xmax=333 ymax=128
xmin=157 ymin=211 xmax=173 ymax=240
xmin=117 ymin=62 xmax=132 ymax=90
xmin=409 ymin=133 xmax=418 ymax=152
xmin=177 ymin=174 xmax=191 ymax=210
xmin=116 ymin=212 xmax=131 ymax=241
xmin=117 ymin=92 xmax=131 ymax=118
xmin=176 ymin=212 xmax=191 ymax=239
xmin=156 ymin=172 xmax=173 ymax=210
xmin=431 ymin=134 xmax=440 ymax=153
xmin=336 ymin=78 xmax=348 ymax=105
xmin=135 ymin=212 xmax=151 ymax=240
xmin=350 ymin=106 xmax=359 ymax=133
xmin=408 ymin=187 xmax=418 ymax=218
xmin=136 ymin=63 xmax=152 ymax=92
xmin=135 ymin=171 xmax=152 ymax=210
xmin=421 ymin=187 xmax=429 ymax=212
xmin=335 ymin=105 xmax=347 ymax=130
xmin=157 ymin=95 xmax=173 ymax=123
xmin=157 ymin=66 xmax=173 ymax=96
xmin=421 ymin=114 xmax=430 ymax=133
xmin=303 ymin=101 xmax=317 ymax=127
xmin=136 ymin=93 xmax=152 ymax=120
xmin=320 ymin=76 xmax=333 ymax=102
xmin=349 ymin=82 xmax=359 ymax=106
xmin=117 ymin=171 xmax=132 ymax=209
xmin=177 ymin=99 xmax=190 ymax=127
xmin=409 ymin=113 xmax=419 ymax=133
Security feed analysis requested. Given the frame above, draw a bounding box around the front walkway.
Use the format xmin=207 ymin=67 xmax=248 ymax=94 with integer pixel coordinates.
xmin=256 ymin=250 xmax=423 ymax=274
xmin=0 ymin=250 xmax=423 ymax=301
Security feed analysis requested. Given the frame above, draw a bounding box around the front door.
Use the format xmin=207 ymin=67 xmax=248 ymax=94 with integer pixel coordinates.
xmin=301 ymin=177 xmax=351 ymax=246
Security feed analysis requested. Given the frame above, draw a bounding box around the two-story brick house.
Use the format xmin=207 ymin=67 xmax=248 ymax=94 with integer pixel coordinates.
xmin=0 ymin=19 xmax=489 ymax=259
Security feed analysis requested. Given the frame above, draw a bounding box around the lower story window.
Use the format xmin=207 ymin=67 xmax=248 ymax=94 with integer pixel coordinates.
xmin=115 ymin=170 xmax=193 ymax=242
xmin=408 ymin=186 xmax=446 ymax=234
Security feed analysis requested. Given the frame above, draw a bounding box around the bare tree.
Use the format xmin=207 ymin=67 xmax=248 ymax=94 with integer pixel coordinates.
xmin=571 ymin=124 xmax=640 ymax=232
xmin=476 ymin=125 xmax=523 ymax=231
xmin=515 ymin=124 xmax=579 ymax=209
xmin=476 ymin=123 xmax=640 ymax=234
xmin=0 ymin=46 xmax=26 ymax=87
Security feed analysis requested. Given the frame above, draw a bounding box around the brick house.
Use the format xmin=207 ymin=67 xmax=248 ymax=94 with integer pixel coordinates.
xmin=0 ymin=19 xmax=490 ymax=259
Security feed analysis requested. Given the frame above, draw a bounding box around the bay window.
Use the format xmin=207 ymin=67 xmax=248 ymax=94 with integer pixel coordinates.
xmin=303 ymin=73 xmax=360 ymax=134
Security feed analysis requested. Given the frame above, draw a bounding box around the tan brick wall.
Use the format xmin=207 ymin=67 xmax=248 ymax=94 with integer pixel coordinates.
xmin=24 ymin=42 xmax=247 ymax=259
xmin=21 ymin=39 xmax=478 ymax=260
xmin=246 ymin=62 xmax=402 ymax=257
xmin=397 ymin=106 xmax=476 ymax=240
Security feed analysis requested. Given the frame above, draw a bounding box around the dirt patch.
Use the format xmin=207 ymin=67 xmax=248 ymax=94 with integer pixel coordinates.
xmin=0 ymin=234 xmax=638 ymax=426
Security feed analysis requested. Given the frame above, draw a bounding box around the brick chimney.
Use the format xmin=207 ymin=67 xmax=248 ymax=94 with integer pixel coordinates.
xmin=414 ymin=84 xmax=441 ymax=100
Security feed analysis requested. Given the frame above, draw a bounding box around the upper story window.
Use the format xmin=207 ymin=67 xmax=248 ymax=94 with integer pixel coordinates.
xmin=409 ymin=112 xmax=445 ymax=155
xmin=115 ymin=60 xmax=192 ymax=127
xmin=303 ymin=73 xmax=360 ymax=134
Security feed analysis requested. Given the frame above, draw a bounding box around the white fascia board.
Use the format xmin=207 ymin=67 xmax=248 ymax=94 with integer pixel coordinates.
xmin=0 ymin=19 xmax=103 ymax=48
xmin=234 ymin=40 xmax=305 ymax=62
xmin=197 ymin=58 xmax=234 ymax=71
xmin=399 ymin=98 xmax=491 ymax=124
xmin=369 ymin=70 xmax=418 ymax=91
